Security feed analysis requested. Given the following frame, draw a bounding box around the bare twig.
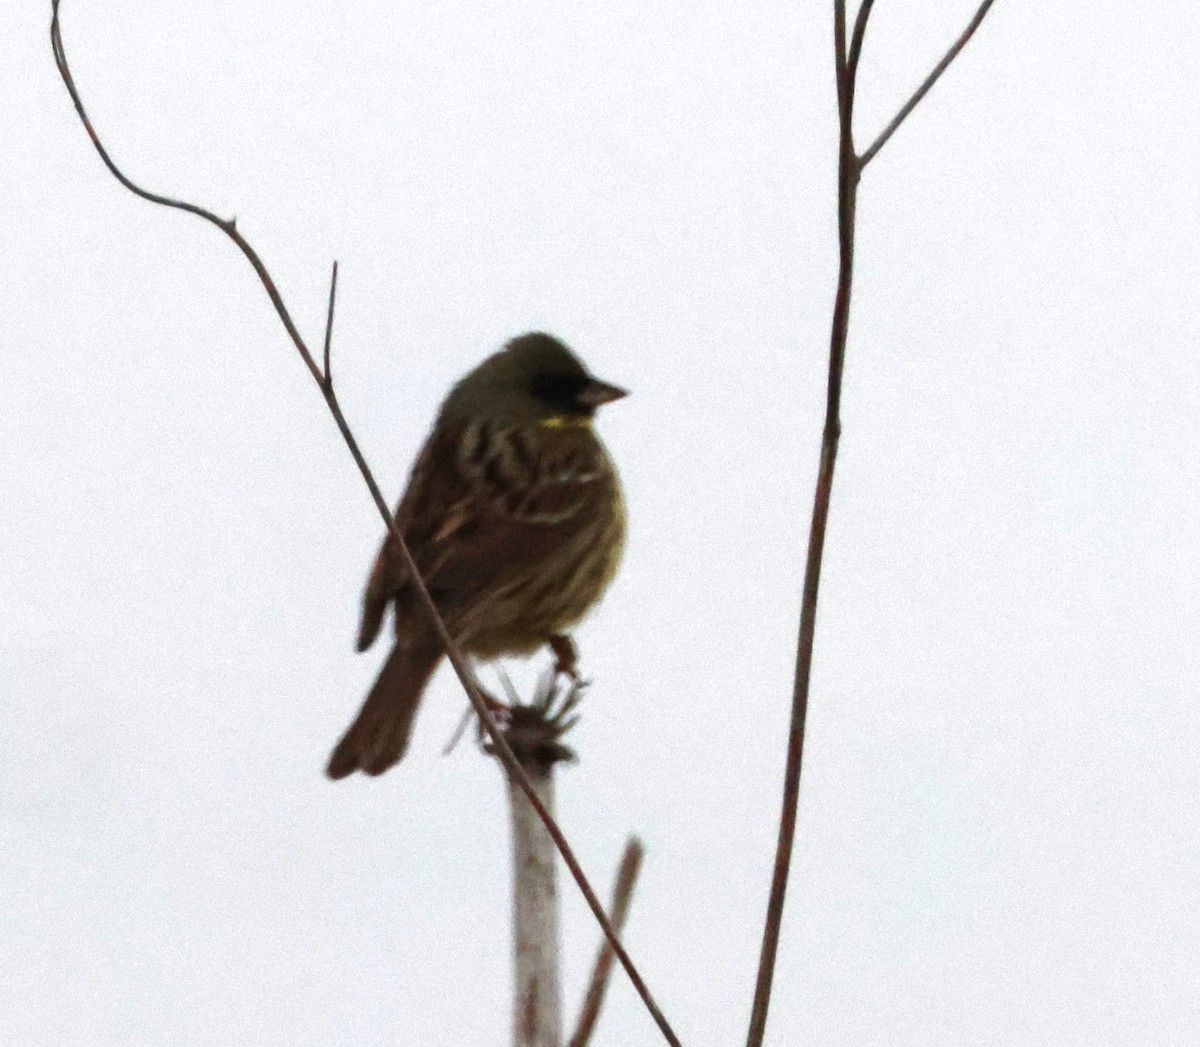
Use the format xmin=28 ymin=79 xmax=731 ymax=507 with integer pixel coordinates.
xmin=568 ymin=837 xmax=646 ymax=1047
xmin=745 ymin=58 xmax=858 ymax=1047
xmin=845 ymin=0 xmax=876 ymax=98
xmin=745 ymin=2 xmax=997 ymax=1044
xmin=442 ymin=703 xmax=475 ymax=755
xmin=833 ymin=0 xmax=850 ymax=118
xmin=49 ymin=10 xmax=322 ymax=387
xmin=50 ymin=6 xmax=681 ymax=1044
xmin=860 ymin=0 xmax=998 ymax=167
xmin=322 ymin=261 xmax=337 ymax=388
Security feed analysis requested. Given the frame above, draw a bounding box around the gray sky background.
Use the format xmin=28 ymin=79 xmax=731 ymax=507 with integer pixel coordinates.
xmin=4 ymin=1 xmax=1199 ymax=1044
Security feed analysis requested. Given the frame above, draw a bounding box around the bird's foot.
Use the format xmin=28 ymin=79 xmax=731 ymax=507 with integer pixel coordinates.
xmin=548 ymin=634 xmax=581 ymax=682
xmin=447 ymin=665 xmax=587 ymax=765
xmin=497 ymin=669 xmax=587 ymax=767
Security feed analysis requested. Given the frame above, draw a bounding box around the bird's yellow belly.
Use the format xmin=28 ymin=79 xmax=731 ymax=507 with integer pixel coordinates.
xmin=467 ymin=493 xmax=625 ymax=660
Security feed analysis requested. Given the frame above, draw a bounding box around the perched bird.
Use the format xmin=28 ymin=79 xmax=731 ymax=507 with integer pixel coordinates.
xmin=327 ymin=332 xmax=627 ymax=779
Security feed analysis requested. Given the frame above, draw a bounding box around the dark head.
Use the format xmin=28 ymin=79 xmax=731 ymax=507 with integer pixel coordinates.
xmin=447 ymin=332 xmax=627 ymax=425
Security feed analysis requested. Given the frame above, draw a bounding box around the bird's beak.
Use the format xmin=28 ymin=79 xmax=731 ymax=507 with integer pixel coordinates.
xmin=576 ymin=379 xmax=628 ymax=408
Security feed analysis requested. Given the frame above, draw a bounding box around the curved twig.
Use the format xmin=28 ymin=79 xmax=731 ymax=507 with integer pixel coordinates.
xmin=845 ymin=0 xmax=876 ymax=110
xmin=49 ymin=5 xmax=681 ymax=1045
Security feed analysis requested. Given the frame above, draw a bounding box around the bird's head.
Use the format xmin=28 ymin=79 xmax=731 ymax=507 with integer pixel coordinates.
xmin=449 ymin=332 xmax=628 ymax=427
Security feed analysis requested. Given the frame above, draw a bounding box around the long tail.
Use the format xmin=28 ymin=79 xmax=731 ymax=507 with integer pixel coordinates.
xmin=326 ymin=642 xmax=442 ymax=779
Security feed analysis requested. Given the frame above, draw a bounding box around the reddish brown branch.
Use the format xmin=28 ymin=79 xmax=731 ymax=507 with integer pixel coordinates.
xmin=50 ymin=5 xmax=680 ymax=1044
xmin=745 ymin=1 xmax=997 ymax=1044
xmin=833 ymin=0 xmax=850 ymax=119
xmin=845 ymin=0 xmax=876 ymax=107
xmin=568 ymin=837 xmax=646 ymax=1047
xmin=49 ymin=9 xmax=322 ymax=388
xmin=745 ymin=10 xmax=859 ymax=1033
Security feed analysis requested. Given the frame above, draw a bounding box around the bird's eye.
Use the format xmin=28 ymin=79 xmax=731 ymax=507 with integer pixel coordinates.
xmin=530 ymin=372 xmax=589 ymax=413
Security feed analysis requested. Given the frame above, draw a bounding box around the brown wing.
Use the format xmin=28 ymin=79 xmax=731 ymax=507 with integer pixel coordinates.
xmin=356 ymin=417 xmax=611 ymax=651
xmin=355 ymin=428 xmax=460 ymax=651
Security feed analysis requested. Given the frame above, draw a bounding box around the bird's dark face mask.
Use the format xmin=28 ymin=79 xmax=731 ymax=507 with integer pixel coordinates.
xmin=530 ymin=371 xmax=628 ymax=422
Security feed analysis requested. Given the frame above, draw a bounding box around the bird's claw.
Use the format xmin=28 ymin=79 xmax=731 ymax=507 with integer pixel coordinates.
xmin=548 ymin=634 xmax=581 ymax=682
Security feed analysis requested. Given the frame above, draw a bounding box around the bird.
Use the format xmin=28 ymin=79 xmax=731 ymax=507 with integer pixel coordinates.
xmin=326 ymin=332 xmax=627 ymax=779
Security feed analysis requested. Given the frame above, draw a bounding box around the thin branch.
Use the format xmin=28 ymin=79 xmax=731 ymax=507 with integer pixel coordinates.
xmin=745 ymin=108 xmax=858 ymax=1047
xmin=846 ymin=0 xmax=876 ymax=101
xmin=49 ymin=3 xmax=322 ymax=388
xmin=860 ymin=0 xmax=998 ymax=167
xmin=442 ymin=703 xmax=475 ymax=756
xmin=746 ymin=2 xmax=998 ymax=1044
xmin=833 ymin=0 xmax=849 ymax=117
xmin=322 ymin=261 xmax=338 ymax=387
xmin=569 ymin=837 xmax=646 ymax=1047
xmin=50 ymin=6 xmax=681 ymax=1045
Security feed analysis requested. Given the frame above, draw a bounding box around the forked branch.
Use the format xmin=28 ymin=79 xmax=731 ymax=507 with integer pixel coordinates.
xmin=50 ymin=5 xmax=680 ymax=1045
